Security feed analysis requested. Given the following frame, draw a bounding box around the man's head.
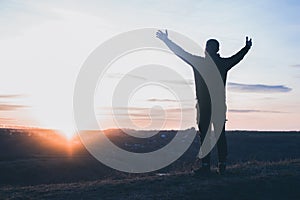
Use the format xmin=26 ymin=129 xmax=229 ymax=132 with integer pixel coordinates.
xmin=205 ymin=39 xmax=219 ymax=55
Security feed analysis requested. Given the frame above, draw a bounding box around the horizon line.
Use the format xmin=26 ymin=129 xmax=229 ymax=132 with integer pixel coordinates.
xmin=0 ymin=126 xmax=299 ymax=133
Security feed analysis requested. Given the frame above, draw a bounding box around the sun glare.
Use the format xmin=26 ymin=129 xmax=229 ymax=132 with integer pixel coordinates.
xmin=58 ymin=128 xmax=76 ymax=141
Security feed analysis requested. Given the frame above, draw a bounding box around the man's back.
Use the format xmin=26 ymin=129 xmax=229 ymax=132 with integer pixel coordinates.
xmin=156 ymin=30 xmax=251 ymax=105
xmin=193 ymin=45 xmax=250 ymax=102
xmin=157 ymin=30 xmax=252 ymax=175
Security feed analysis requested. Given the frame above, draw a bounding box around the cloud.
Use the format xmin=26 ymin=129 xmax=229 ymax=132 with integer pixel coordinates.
xmin=228 ymin=109 xmax=286 ymax=114
xmin=0 ymin=117 xmax=16 ymax=122
xmin=99 ymin=107 xmax=149 ymax=111
xmin=290 ymin=64 xmax=300 ymax=68
xmin=97 ymin=106 xmax=194 ymax=117
xmin=99 ymin=106 xmax=194 ymax=112
xmin=0 ymin=94 xmax=25 ymax=99
xmin=228 ymin=82 xmax=292 ymax=93
xmin=107 ymin=73 xmax=194 ymax=86
xmin=0 ymin=94 xmax=28 ymax=111
xmin=146 ymin=98 xmax=196 ymax=105
xmin=164 ymin=108 xmax=195 ymax=112
xmin=147 ymin=98 xmax=179 ymax=103
xmin=0 ymin=104 xmax=28 ymax=111
xmin=161 ymin=79 xmax=194 ymax=86
xmin=128 ymin=118 xmax=192 ymax=122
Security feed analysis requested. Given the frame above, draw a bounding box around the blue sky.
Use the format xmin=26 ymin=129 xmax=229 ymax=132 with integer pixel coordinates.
xmin=0 ymin=0 xmax=299 ymax=133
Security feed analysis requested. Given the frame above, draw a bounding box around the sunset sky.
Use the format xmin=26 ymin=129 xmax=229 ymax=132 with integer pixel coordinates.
xmin=0 ymin=0 xmax=299 ymax=136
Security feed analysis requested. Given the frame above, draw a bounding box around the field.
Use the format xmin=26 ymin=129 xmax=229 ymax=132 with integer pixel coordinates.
xmin=0 ymin=128 xmax=299 ymax=199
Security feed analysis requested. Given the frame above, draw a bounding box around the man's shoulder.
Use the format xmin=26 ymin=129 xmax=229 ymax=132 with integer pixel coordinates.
xmin=186 ymin=55 xmax=204 ymax=66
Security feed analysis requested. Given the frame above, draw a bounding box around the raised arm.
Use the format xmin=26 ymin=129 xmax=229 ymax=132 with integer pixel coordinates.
xmin=156 ymin=30 xmax=197 ymax=66
xmin=224 ymin=36 xmax=252 ymax=70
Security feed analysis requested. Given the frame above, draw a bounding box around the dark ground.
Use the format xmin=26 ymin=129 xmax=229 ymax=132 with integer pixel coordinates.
xmin=0 ymin=128 xmax=299 ymax=199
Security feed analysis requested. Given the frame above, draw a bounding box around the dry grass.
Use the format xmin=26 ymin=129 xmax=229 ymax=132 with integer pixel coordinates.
xmin=0 ymin=129 xmax=300 ymax=199
xmin=1 ymin=159 xmax=299 ymax=200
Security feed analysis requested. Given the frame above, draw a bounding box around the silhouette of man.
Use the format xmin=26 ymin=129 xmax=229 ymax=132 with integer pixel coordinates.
xmin=156 ymin=30 xmax=252 ymax=175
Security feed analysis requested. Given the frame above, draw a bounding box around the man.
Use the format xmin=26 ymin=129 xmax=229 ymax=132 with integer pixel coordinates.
xmin=156 ymin=30 xmax=252 ymax=175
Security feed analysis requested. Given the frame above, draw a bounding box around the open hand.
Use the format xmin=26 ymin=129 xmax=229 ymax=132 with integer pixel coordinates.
xmin=246 ymin=36 xmax=252 ymax=48
xmin=156 ymin=30 xmax=169 ymax=41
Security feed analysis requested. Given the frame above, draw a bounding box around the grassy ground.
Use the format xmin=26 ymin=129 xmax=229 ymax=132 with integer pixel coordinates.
xmin=0 ymin=129 xmax=300 ymax=199
xmin=1 ymin=159 xmax=299 ymax=200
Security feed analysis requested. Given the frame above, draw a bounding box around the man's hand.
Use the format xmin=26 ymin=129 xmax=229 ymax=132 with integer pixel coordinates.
xmin=246 ymin=36 xmax=252 ymax=48
xmin=156 ymin=30 xmax=169 ymax=42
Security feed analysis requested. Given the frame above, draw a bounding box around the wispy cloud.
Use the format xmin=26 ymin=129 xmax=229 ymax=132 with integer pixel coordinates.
xmin=97 ymin=106 xmax=194 ymax=118
xmin=147 ymin=98 xmax=178 ymax=102
xmin=161 ymin=79 xmax=194 ymax=86
xmin=106 ymin=73 xmax=194 ymax=86
xmin=146 ymin=98 xmax=194 ymax=103
xmin=0 ymin=104 xmax=28 ymax=111
xmin=0 ymin=94 xmax=25 ymax=99
xmin=127 ymin=118 xmax=192 ymax=122
xmin=290 ymin=64 xmax=300 ymax=68
xmin=228 ymin=82 xmax=292 ymax=93
xmin=99 ymin=106 xmax=194 ymax=112
xmin=228 ymin=109 xmax=286 ymax=114
xmin=0 ymin=94 xmax=28 ymax=111
xmin=99 ymin=107 xmax=149 ymax=111
xmin=0 ymin=117 xmax=18 ymax=128
xmin=0 ymin=117 xmax=16 ymax=122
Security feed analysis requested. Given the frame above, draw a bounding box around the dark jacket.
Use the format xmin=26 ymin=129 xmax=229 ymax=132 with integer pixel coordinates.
xmin=164 ymin=38 xmax=250 ymax=108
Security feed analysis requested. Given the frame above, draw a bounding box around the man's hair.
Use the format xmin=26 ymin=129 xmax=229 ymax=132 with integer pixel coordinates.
xmin=205 ymin=39 xmax=219 ymax=55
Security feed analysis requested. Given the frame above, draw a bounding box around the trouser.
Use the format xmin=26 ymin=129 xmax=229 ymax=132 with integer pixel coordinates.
xmin=199 ymin=124 xmax=227 ymax=164
xmin=196 ymin=102 xmax=227 ymax=164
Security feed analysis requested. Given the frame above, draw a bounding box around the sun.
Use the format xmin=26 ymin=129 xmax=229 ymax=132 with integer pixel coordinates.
xmin=29 ymin=94 xmax=77 ymax=140
xmin=58 ymin=127 xmax=76 ymax=141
